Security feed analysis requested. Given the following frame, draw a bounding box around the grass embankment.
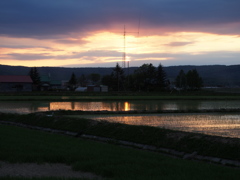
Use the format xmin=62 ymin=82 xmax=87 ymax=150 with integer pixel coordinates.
xmin=1 ymin=113 xmax=239 ymax=162
xmin=1 ymin=122 xmax=240 ymax=180
xmin=1 ymin=90 xmax=240 ymax=101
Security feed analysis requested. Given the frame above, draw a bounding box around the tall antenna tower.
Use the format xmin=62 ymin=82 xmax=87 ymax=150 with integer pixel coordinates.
xmin=122 ymin=17 xmax=141 ymax=69
xmin=122 ymin=25 xmax=127 ymax=68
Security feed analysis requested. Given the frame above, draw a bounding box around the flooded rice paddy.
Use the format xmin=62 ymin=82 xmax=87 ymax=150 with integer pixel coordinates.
xmin=1 ymin=100 xmax=240 ymax=113
xmin=0 ymin=100 xmax=239 ymax=138
xmin=77 ymin=113 xmax=240 ymax=138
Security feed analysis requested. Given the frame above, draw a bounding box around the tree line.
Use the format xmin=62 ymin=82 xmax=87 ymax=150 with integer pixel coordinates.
xmin=102 ymin=63 xmax=168 ymax=91
xmin=102 ymin=63 xmax=203 ymax=92
xmin=28 ymin=67 xmax=102 ymax=91
xmin=175 ymin=69 xmax=203 ymax=90
xmin=28 ymin=64 xmax=203 ymax=92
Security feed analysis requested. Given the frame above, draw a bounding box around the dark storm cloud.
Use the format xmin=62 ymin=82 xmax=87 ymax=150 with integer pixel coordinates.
xmin=1 ymin=0 xmax=240 ymax=39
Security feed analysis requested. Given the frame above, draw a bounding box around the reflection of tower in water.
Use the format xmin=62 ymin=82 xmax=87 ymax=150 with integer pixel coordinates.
xmin=71 ymin=102 xmax=75 ymax=110
xmin=112 ymin=101 xmax=131 ymax=111
xmin=124 ymin=102 xmax=130 ymax=111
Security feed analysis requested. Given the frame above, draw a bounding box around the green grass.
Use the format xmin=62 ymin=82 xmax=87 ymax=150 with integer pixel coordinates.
xmin=1 ymin=113 xmax=240 ymax=161
xmin=1 ymin=90 xmax=240 ymax=101
xmin=1 ymin=124 xmax=240 ymax=180
xmin=1 ymin=95 xmax=240 ymax=101
xmin=0 ymin=178 xmax=88 ymax=180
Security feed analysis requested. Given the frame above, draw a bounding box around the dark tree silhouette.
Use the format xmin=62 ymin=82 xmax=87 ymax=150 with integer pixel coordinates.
xmin=102 ymin=63 xmax=125 ymax=91
xmin=176 ymin=69 xmax=203 ymax=90
xmin=133 ymin=63 xmax=156 ymax=91
xmin=156 ymin=64 xmax=168 ymax=90
xmin=89 ymin=73 xmax=101 ymax=84
xmin=175 ymin=69 xmax=187 ymax=89
xmin=186 ymin=69 xmax=203 ymax=90
xmin=101 ymin=75 xmax=113 ymax=88
xmin=79 ymin=74 xmax=87 ymax=87
xmin=68 ymin=73 xmax=77 ymax=90
xmin=29 ymin=67 xmax=40 ymax=85
xmin=102 ymin=63 xmax=170 ymax=92
xmin=111 ymin=63 xmax=125 ymax=91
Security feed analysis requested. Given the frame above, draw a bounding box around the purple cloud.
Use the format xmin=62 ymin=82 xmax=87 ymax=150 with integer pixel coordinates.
xmin=0 ymin=0 xmax=240 ymax=39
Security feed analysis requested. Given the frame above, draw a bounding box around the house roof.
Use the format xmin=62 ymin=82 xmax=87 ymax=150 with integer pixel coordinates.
xmin=0 ymin=75 xmax=33 ymax=83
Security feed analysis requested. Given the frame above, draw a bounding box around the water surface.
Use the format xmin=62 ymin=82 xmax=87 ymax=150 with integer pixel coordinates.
xmin=78 ymin=113 xmax=240 ymax=138
xmin=1 ymin=100 xmax=239 ymax=138
xmin=1 ymin=100 xmax=240 ymax=114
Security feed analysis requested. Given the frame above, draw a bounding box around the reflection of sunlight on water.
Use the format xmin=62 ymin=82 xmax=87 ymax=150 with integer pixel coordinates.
xmin=50 ymin=102 xmax=73 ymax=110
xmin=0 ymin=108 xmax=31 ymax=114
xmin=48 ymin=101 xmax=132 ymax=111
xmin=37 ymin=107 xmax=49 ymax=112
xmin=0 ymin=102 xmax=45 ymax=114
xmin=1 ymin=101 xmax=240 ymax=138
xmin=87 ymin=113 xmax=240 ymax=138
xmin=124 ymin=102 xmax=130 ymax=111
xmin=3 ymin=100 xmax=240 ymax=113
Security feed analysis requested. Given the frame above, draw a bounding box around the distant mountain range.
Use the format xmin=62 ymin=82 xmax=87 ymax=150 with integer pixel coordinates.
xmin=1 ymin=64 xmax=240 ymax=87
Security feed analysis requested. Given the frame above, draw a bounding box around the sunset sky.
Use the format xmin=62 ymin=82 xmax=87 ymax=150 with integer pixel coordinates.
xmin=1 ymin=0 xmax=240 ymax=67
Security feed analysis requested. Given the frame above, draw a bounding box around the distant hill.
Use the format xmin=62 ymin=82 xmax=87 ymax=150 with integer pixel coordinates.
xmin=0 ymin=65 xmax=115 ymax=81
xmin=164 ymin=65 xmax=240 ymax=87
xmin=1 ymin=64 xmax=240 ymax=87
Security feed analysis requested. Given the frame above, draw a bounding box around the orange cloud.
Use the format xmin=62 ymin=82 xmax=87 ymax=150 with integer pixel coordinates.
xmin=1 ymin=31 xmax=240 ymax=67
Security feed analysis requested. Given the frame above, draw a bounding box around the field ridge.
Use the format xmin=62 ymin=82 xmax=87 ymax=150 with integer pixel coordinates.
xmin=1 ymin=119 xmax=239 ymax=168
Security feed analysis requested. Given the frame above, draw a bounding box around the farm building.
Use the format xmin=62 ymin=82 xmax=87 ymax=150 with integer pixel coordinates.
xmin=39 ymin=75 xmax=62 ymax=91
xmin=0 ymin=75 xmax=33 ymax=92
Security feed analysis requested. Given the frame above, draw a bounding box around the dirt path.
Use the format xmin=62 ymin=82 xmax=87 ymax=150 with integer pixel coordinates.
xmin=0 ymin=161 xmax=101 ymax=179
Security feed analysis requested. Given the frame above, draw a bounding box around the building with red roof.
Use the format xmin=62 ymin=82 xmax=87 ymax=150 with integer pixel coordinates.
xmin=0 ymin=75 xmax=33 ymax=92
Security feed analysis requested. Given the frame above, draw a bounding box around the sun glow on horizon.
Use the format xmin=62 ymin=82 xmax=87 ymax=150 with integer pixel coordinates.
xmin=1 ymin=31 xmax=240 ymax=67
